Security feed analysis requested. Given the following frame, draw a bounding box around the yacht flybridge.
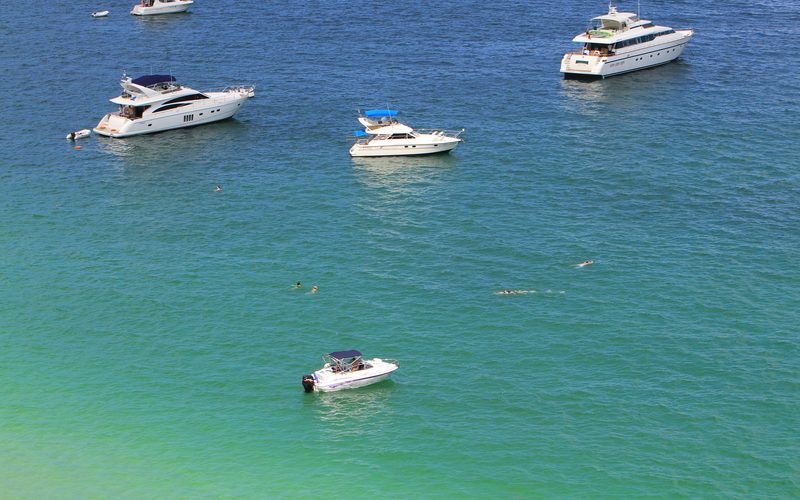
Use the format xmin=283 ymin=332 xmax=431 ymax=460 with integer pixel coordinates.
xmin=131 ymin=0 xmax=193 ymax=16
xmin=560 ymin=3 xmax=693 ymax=79
xmin=94 ymin=74 xmax=254 ymax=138
xmin=302 ymin=350 xmax=399 ymax=392
xmin=349 ymin=109 xmax=464 ymax=157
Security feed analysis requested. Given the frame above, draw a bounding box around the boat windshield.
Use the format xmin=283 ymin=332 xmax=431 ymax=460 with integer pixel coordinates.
xmin=325 ymin=353 xmax=367 ymax=373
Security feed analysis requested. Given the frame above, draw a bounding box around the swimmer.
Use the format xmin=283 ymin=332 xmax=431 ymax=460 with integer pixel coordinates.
xmin=495 ymin=289 xmax=530 ymax=295
xmin=214 ymin=185 xmax=222 ymax=192
xmin=578 ymin=260 xmax=594 ymax=267
xmin=294 ymin=281 xmax=302 ymax=289
xmin=311 ymin=285 xmax=319 ymax=294
xmin=68 ymin=132 xmax=76 ymax=141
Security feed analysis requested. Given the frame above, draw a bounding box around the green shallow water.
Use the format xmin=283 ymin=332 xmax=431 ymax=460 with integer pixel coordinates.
xmin=1 ymin=0 xmax=798 ymax=497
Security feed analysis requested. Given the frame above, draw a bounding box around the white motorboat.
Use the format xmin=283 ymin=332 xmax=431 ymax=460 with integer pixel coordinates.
xmin=560 ymin=3 xmax=693 ymax=79
xmin=91 ymin=10 xmax=109 ymax=18
xmin=302 ymin=350 xmax=399 ymax=392
xmin=131 ymin=0 xmax=192 ymax=16
xmin=66 ymin=129 xmax=91 ymax=140
xmin=349 ymin=109 xmax=464 ymax=157
xmin=93 ymin=74 xmax=254 ymax=138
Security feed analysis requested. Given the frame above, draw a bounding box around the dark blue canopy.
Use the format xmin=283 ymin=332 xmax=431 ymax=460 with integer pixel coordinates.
xmin=328 ymin=350 xmax=362 ymax=360
xmin=365 ymin=109 xmax=398 ymax=117
xmin=132 ymin=74 xmax=176 ymax=87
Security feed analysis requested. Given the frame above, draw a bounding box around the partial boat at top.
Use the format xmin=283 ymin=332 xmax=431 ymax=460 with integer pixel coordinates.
xmin=94 ymin=74 xmax=254 ymax=138
xmin=560 ymin=3 xmax=693 ymax=79
xmin=349 ymin=109 xmax=464 ymax=157
xmin=131 ymin=0 xmax=193 ymax=16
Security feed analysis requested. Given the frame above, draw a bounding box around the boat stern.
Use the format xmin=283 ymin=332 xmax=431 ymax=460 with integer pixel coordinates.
xmin=560 ymin=53 xmax=606 ymax=79
xmin=93 ymin=113 xmax=135 ymax=137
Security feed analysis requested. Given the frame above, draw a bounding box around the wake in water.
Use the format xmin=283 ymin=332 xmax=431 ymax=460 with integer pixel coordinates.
xmin=494 ymin=289 xmax=565 ymax=295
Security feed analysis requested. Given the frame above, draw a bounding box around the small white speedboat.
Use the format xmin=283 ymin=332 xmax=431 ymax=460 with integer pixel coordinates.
xmin=66 ymin=129 xmax=91 ymax=141
xmin=302 ymin=350 xmax=399 ymax=392
xmin=91 ymin=10 xmax=109 ymax=18
xmin=349 ymin=109 xmax=464 ymax=157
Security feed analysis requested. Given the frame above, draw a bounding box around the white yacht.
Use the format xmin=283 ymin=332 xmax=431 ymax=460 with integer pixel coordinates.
xmin=349 ymin=109 xmax=464 ymax=157
xmin=131 ymin=0 xmax=193 ymax=16
xmin=94 ymin=74 xmax=254 ymax=138
xmin=302 ymin=350 xmax=399 ymax=392
xmin=560 ymin=3 xmax=693 ymax=79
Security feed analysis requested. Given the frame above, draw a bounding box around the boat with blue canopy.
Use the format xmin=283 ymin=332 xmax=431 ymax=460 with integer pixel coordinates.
xmin=350 ymin=109 xmax=464 ymax=157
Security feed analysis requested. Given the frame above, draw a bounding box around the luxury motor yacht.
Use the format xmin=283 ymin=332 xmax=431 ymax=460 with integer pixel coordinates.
xmin=302 ymin=350 xmax=399 ymax=392
xmin=93 ymin=74 xmax=254 ymax=138
xmin=131 ymin=0 xmax=193 ymax=16
xmin=560 ymin=3 xmax=693 ymax=79
xmin=349 ymin=109 xmax=464 ymax=157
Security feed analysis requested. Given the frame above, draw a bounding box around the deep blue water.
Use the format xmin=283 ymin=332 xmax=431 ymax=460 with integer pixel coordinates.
xmin=1 ymin=0 xmax=798 ymax=497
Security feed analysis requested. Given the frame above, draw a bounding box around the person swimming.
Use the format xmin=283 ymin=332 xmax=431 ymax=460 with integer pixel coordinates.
xmin=294 ymin=281 xmax=302 ymax=289
xmin=578 ymin=260 xmax=594 ymax=267
xmin=214 ymin=185 xmax=222 ymax=192
xmin=496 ymin=289 xmax=530 ymax=295
xmin=311 ymin=285 xmax=319 ymax=294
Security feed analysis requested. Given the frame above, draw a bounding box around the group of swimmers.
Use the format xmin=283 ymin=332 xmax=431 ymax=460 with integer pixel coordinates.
xmin=496 ymin=260 xmax=595 ymax=295
xmin=294 ymin=281 xmax=319 ymax=294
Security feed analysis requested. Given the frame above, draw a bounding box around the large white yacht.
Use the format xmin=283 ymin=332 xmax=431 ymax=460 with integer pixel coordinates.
xmin=94 ymin=74 xmax=254 ymax=138
xmin=131 ymin=0 xmax=193 ymax=16
xmin=349 ymin=109 xmax=464 ymax=157
xmin=560 ymin=4 xmax=693 ymax=79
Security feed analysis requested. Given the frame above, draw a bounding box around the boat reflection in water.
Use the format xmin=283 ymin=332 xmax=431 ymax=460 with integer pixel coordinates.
xmin=351 ymin=154 xmax=458 ymax=191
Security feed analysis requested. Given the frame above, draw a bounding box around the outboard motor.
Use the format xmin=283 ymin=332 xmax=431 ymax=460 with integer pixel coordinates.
xmin=302 ymin=375 xmax=316 ymax=393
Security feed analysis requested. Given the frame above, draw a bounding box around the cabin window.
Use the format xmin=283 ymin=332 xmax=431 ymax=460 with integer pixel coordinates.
xmin=153 ymin=102 xmax=191 ymax=113
xmin=162 ymin=93 xmax=209 ymax=105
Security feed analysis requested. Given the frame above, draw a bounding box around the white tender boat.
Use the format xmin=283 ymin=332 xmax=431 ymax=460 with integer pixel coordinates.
xmin=560 ymin=3 xmax=693 ymax=79
xmin=131 ymin=0 xmax=193 ymax=16
xmin=91 ymin=10 xmax=109 ymax=18
xmin=349 ymin=109 xmax=464 ymax=157
xmin=94 ymin=74 xmax=254 ymax=138
xmin=302 ymin=350 xmax=399 ymax=392
xmin=66 ymin=129 xmax=91 ymax=140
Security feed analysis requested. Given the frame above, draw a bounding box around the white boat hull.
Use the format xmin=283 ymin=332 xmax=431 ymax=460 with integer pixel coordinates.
xmin=561 ymin=30 xmax=693 ymax=79
xmin=309 ymin=359 xmax=398 ymax=392
xmin=92 ymin=11 xmax=109 ymax=18
xmin=131 ymin=0 xmax=192 ymax=16
xmin=350 ymin=136 xmax=461 ymax=157
xmin=94 ymin=91 xmax=249 ymax=138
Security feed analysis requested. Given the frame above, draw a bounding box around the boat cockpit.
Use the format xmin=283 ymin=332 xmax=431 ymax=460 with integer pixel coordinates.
xmin=325 ymin=350 xmax=372 ymax=373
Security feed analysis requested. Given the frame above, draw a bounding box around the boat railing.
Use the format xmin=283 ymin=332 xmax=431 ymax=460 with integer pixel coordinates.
xmin=566 ymin=50 xmax=614 ymax=57
xmin=222 ymin=84 xmax=256 ymax=95
xmin=415 ymin=128 xmax=465 ymax=138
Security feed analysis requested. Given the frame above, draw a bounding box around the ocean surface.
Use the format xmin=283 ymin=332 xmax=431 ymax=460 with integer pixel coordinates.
xmin=1 ymin=0 xmax=798 ymax=497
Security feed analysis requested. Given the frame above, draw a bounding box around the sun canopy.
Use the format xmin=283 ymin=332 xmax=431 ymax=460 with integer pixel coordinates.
xmin=354 ymin=130 xmax=368 ymax=137
xmin=328 ymin=350 xmax=362 ymax=360
xmin=364 ymin=109 xmax=398 ymax=117
xmin=132 ymin=74 xmax=176 ymax=87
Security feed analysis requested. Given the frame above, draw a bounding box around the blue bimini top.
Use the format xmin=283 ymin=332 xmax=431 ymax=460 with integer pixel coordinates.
xmin=132 ymin=74 xmax=176 ymax=87
xmin=328 ymin=350 xmax=362 ymax=360
xmin=364 ymin=109 xmax=398 ymax=118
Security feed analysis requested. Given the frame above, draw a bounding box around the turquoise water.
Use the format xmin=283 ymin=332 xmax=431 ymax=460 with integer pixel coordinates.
xmin=1 ymin=0 xmax=798 ymax=497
